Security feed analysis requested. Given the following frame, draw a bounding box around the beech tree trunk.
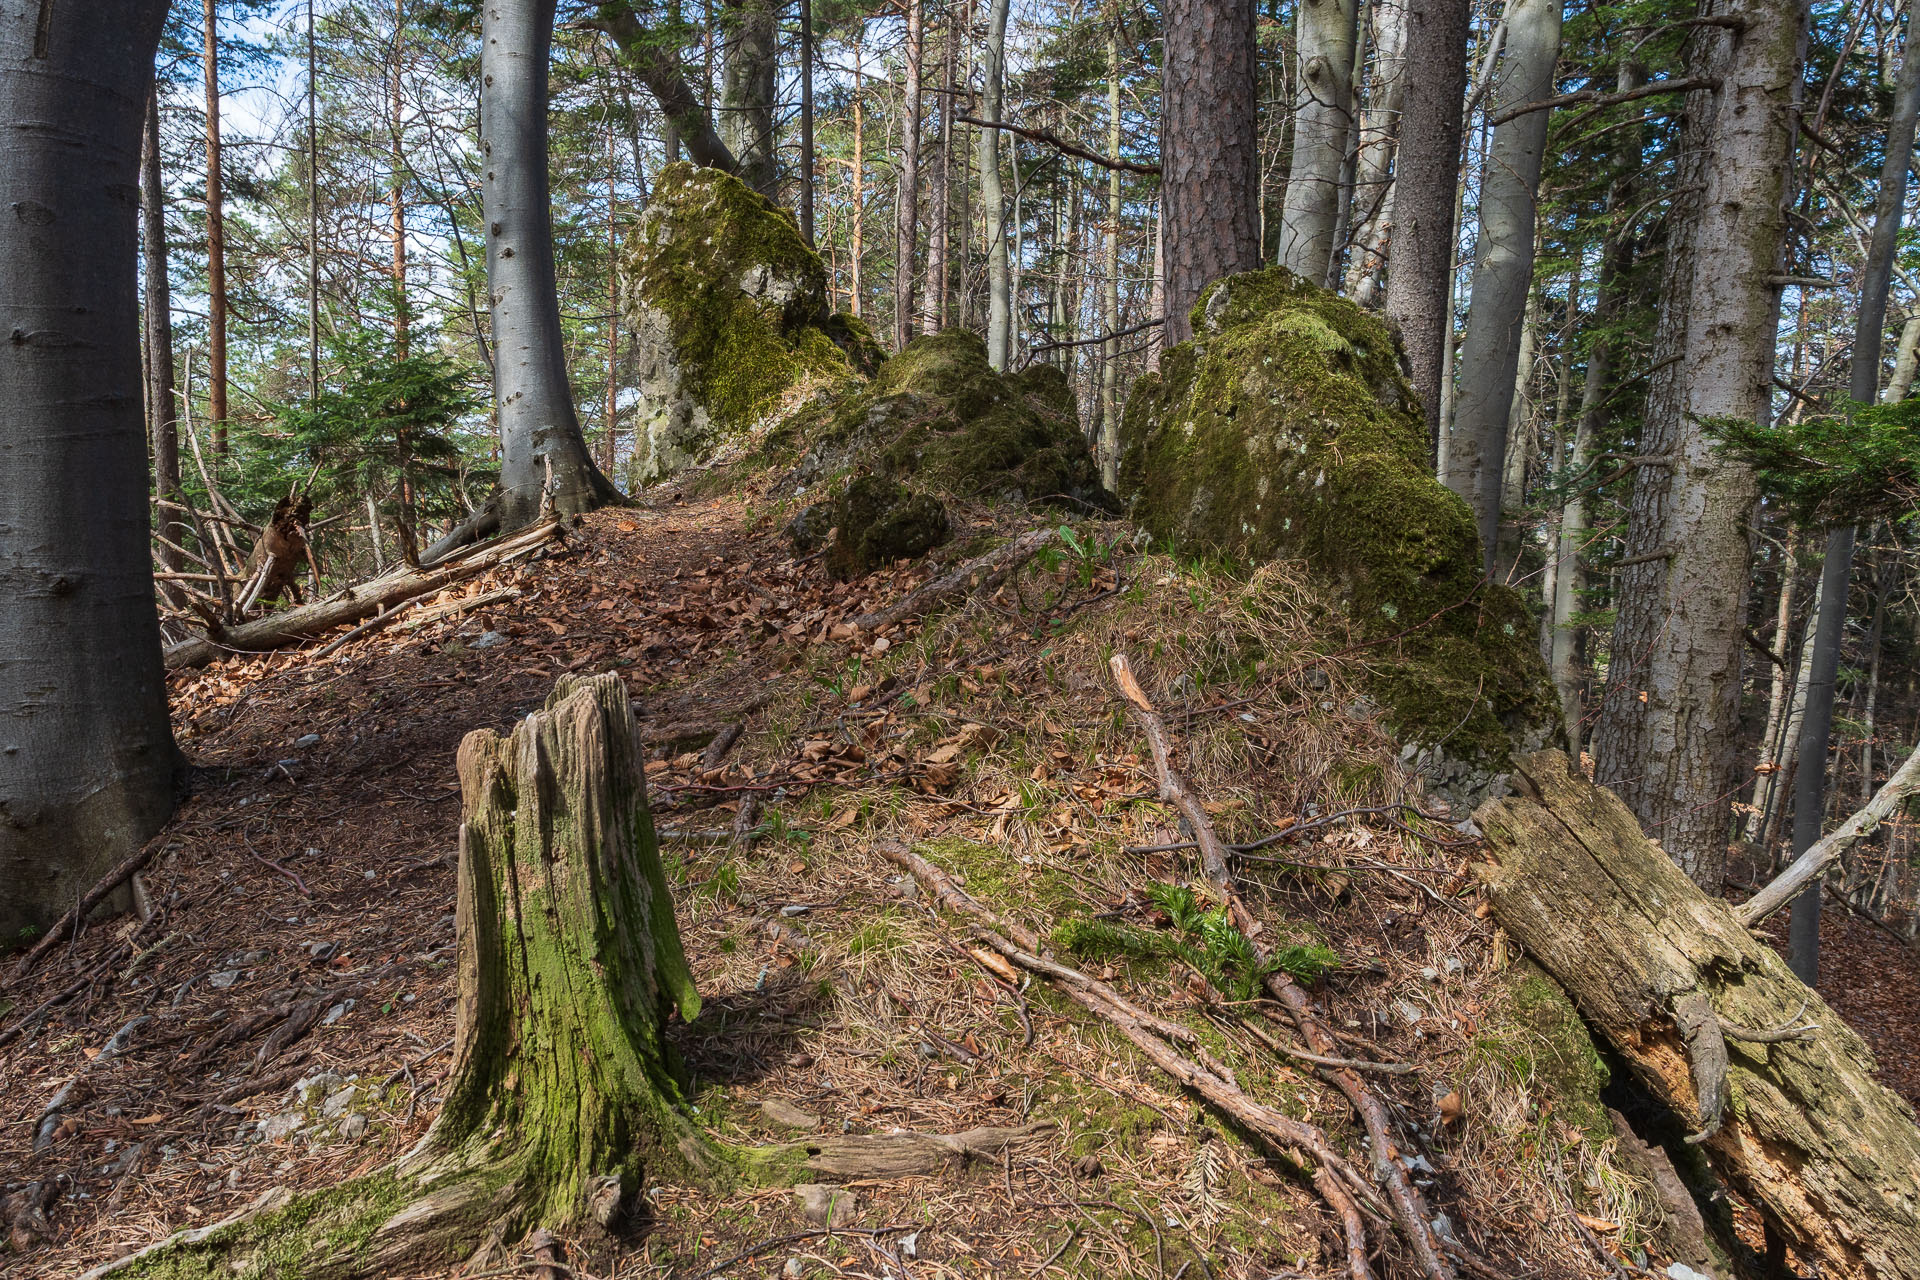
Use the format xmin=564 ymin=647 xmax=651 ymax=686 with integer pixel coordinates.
xmin=719 ymin=0 xmax=776 ymax=195
xmin=1445 ymin=0 xmax=1559 ymax=570
xmin=1477 ymin=751 xmax=1920 ymax=1279
xmin=1342 ymin=0 xmax=1407 ymax=305
xmin=1380 ymin=0 xmax=1467 ymax=440
xmin=1591 ymin=0 xmax=1807 ymax=890
xmin=0 ymin=0 xmax=180 ymax=944
xmin=1274 ymin=0 xmax=1357 ymax=286
xmin=1160 ymin=0 xmax=1260 ymax=344
xmin=481 ymin=0 xmax=621 ymax=530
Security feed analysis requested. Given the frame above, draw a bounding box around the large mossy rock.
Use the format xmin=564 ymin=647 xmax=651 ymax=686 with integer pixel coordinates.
xmin=774 ymin=329 xmax=1112 ymax=511
xmin=622 ymin=163 xmax=880 ymax=484
xmin=1119 ymin=267 xmax=1556 ymax=799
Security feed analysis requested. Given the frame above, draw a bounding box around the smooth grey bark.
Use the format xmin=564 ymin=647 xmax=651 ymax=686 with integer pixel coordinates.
xmin=1098 ymin=23 xmax=1122 ymax=479
xmin=1445 ymin=0 xmax=1560 ymax=571
xmin=1275 ymin=0 xmax=1358 ymax=286
xmin=1381 ymin=0 xmax=1468 ymax=439
xmin=1160 ymin=0 xmax=1261 ymax=343
xmin=798 ymin=0 xmax=813 ymax=243
xmin=481 ymin=0 xmax=620 ymax=528
xmin=1343 ymin=0 xmax=1407 ymax=304
xmin=1786 ymin=26 xmax=1920 ymax=983
xmin=719 ymin=0 xmax=776 ymax=195
xmin=981 ymin=0 xmax=1011 ymax=368
xmin=1887 ymin=313 xmax=1920 ymax=399
xmin=0 ymin=0 xmax=180 ymax=943
xmin=142 ymin=89 xmax=184 ymax=586
xmin=1591 ymin=0 xmax=1808 ymax=890
xmin=1746 ymin=533 xmax=1801 ymax=842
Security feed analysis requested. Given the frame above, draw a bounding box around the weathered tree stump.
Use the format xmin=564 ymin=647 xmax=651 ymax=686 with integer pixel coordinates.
xmin=1476 ymin=750 xmax=1920 ymax=1279
xmin=87 ymin=673 xmax=716 ymax=1278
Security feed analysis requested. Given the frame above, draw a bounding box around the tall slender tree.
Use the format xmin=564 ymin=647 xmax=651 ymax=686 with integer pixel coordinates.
xmin=1381 ymin=0 xmax=1467 ymax=440
xmin=1274 ymin=0 xmax=1357 ymax=286
xmin=1592 ymin=0 xmax=1809 ymax=890
xmin=895 ymin=0 xmax=925 ymax=352
xmin=719 ymin=0 xmax=777 ymax=193
xmin=203 ymin=0 xmax=229 ymax=454
xmin=1786 ymin=25 xmax=1920 ymax=982
xmin=142 ymin=89 xmax=184 ymax=587
xmin=0 ymin=0 xmax=180 ymax=941
xmin=1444 ymin=0 xmax=1560 ymax=569
xmin=980 ymin=0 xmax=1011 ymax=365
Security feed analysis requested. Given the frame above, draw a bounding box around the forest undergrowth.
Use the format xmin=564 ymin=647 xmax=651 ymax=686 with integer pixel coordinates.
xmin=6 ymin=483 xmax=1916 ymax=1280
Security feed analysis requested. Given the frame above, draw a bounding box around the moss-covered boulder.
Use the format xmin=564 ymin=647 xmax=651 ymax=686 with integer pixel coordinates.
xmin=622 ymin=163 xmax=880 ymax=484
xmin=814 ymin=474 xmax=952 ymax=580
xmin=774 ymin=330 xmax=1113 ymax=511
xmin=1118 ymin=267 xmax=1556 ymax=801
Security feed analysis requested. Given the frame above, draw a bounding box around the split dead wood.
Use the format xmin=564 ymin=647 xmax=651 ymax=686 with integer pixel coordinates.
xmin=851 ymin=527 xmax=1055 ymax=633
xmin=762 ymin=1124 xmax=1052 ymax=1179
xmin=309 ymin=583 xmax=521 ymax=660
xmin=163 ymin=520 xmax=559 ymax=670
xmin=1108 ymin=653 xmax=1457 ymax=1280
xmin=878 ymin=840 xmax=1381 ymax=1280
xmin=1476 ymin=749 xmax=1920 ymax=1279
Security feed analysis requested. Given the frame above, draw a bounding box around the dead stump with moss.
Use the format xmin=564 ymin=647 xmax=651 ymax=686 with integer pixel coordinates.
xmin=88 ymin=673 xmax=719 ymax=1278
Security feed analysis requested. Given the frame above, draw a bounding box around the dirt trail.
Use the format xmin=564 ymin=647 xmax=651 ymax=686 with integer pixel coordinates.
xmin=5 ymin=488 xmax=1858 ymax=1279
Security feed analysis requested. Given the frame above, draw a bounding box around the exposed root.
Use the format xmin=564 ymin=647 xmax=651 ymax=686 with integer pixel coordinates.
xmin=851 ymin=527 xmax=1055 ymax=633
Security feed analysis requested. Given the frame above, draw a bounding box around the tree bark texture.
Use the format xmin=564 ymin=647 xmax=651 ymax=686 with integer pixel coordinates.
xmin=1477 ymin=751 xmax=1920 ymax=1279
xmin=1786 ymin=28 xmax=1920 ymax=982
xmin=594 ymin=3 xmax=738 ymax=174
xmin=719 ymin=0 xmax=776 ymax=195
xmin=1444 ymin=0 xmax=1559 ymax=571
xmin=980 ymin=0 xmax=1010 ymax=367
xmin=203 ymin=0 xmax=228 ymax=455
xmin=0 ymin=0 xmax=180 ymax=944
xmin=1343 ymin=0 xmax=1407 ymax=304
xmin=142 ymin=89 xmax=184 ymax=584
xmin=894 ymin=0 xmax=924 ymax=353
xmin=1591 ymin=0 xmax=1807 ymax=890
xmin=483 ymin=0 xmax=621 ymax=528
xmin=1380 ymin=0 xmax=1467 ymax=441
xmin=1160 ymin=0 xmax=1260 ymax=344
xmin=1275 ymin=0 xmax=1357 ymax=287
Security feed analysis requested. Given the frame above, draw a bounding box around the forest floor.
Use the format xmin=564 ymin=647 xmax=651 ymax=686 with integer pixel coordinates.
xmin=5 ymin=485 xmax=1918 ymax=1280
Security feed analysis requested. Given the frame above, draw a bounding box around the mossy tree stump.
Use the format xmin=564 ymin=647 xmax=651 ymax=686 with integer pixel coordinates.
xmin=92 ymin=674 xmax=720 ymax=1279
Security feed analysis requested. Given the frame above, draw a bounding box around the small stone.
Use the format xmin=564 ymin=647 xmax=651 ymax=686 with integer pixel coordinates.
xmin=795 ymin=1184 xmax=859 ymax=1227
xmin=321 ymin=999 xmax=354 ymax=1025
xmin=761 ymin=1099 xmax=822 ymax=1131
xmin=471 ymin=631 xmax=509 ymax=649
xmin=898 ymin=1232 xmax=919 ymax=1259
xmin=294 ymin=734 xmax=321 ymax=748
xmin=258 ymin=1110 xmax=304 ymax=1142
xmin=320 ymin=1085 xmax=360 ymax=1119
xmin=208 ymin=970 xmax=240 ymax=989
xmin=336 ymin=1113 xmax=369 ymax=1142
xmin=1420 ymin=966 xmax=1440 ymax=983
xmin=782 ymin=1259 xmax=806 ymax=1279
xmin=1072 ymin=1154 xmax=1104 ymax=1179
xmin=1393 ymin=999 xmax=1424 ymax=1026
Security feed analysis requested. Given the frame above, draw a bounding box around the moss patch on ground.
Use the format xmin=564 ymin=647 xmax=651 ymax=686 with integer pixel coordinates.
xmin=1117 ymin=267 xmax=1557 ymax=783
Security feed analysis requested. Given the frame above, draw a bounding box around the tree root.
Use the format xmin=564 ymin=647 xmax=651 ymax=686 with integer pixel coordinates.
xmin=1109 ymin=654 xmax=1459 ymax=1280
xmin=851 ymin=527 xmax=1055 ymax=633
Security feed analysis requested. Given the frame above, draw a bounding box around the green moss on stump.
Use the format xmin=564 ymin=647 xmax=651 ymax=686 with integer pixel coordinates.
xmin=623 ymin=164 xmax=872 ymax=483
xmin=1118 ymin=267 xmax=1556 ymax=784
xmin=774 ymin=330 xmax=1114 ymax=510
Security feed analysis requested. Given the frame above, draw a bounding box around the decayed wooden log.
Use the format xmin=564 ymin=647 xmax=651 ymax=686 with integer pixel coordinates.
xmin=1476 ymin=750 xmax=1920 ymax=1280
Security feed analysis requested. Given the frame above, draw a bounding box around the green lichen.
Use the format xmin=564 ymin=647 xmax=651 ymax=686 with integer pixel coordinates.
xmin=773 ymin=330 xmax=1113 ymax=509
xmin=623 ymin=163 xmax=869 ymax=482
xmin=1118 ymin=267 xmax=1556 ymax=770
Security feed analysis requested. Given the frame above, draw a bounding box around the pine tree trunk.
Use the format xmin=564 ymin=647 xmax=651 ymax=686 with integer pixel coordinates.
xmin=203 ymin=0 xmax=228 ymax=456
xmin=1444 ymin=0 xmax=1559 ymax=569
xmin=719 ymin=0 xmax=777 ymax=195
xmin=391 ymin=0 xmax=410 ymax=357
xmin=1380 ymin=0 xmax=1466 ymax=440
xmin=1160 ymin=0 xmax=1260 ymax=344
xmin=980 ymin=0 xmax=1011 ymax=367
xmin=894 ymin=0 xmax=924 ymax=353
xmin=798 ymin=0 xmax=815 ymax=244
xmin=1275 ymin=0 xmax=1357 ymax=285
xmin=478 ymin=0 xmax=621 ymax=532
xmin=0 ymin=0 xmax=181 ymax=944
xmin=1591 ymin=0 xmax=1807 ymax=889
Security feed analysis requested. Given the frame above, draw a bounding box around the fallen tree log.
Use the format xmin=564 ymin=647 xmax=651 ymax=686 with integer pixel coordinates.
xmin=162 ymin=520 xmax=559 ymax=670
xmin=1476 ymin=750 xmax=1920 ymax=1280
